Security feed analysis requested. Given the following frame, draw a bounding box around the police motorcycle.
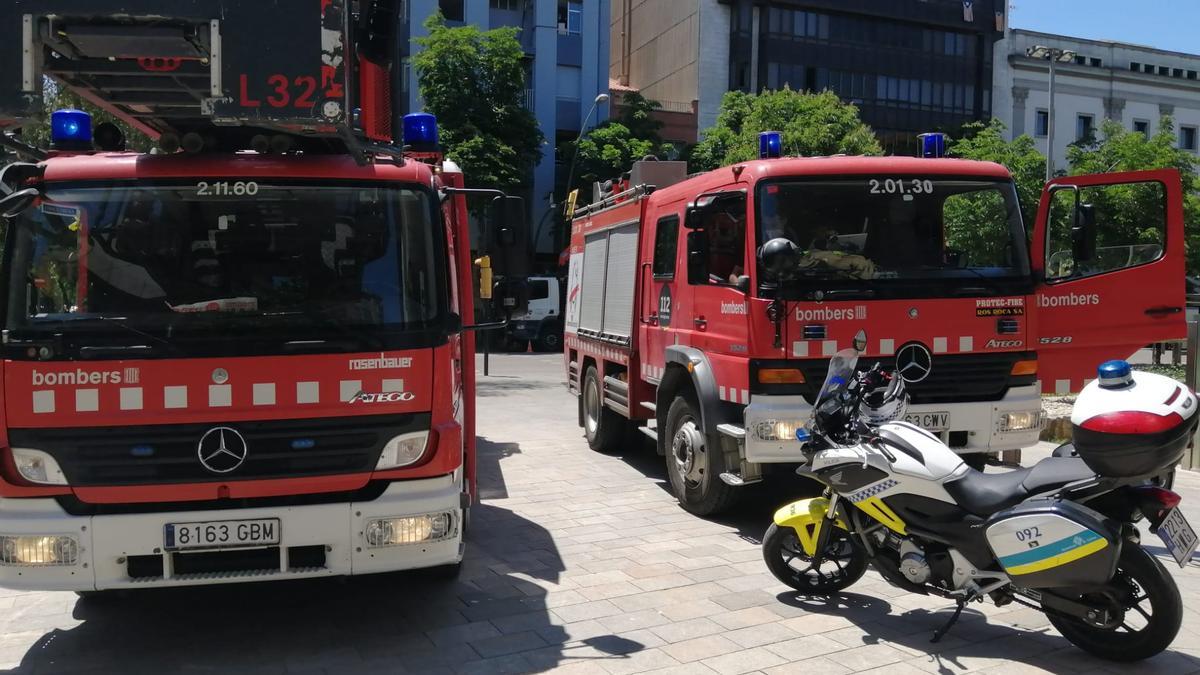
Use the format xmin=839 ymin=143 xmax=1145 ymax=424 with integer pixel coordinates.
xmin=762 ymin=331 xmax=1199 ymax=661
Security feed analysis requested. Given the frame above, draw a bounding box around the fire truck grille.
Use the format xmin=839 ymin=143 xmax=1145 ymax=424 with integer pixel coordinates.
xmin=791 ymin=352 xmax=1036 ymax=404
xmin=9 ymin=414 xmax=430 ymax=486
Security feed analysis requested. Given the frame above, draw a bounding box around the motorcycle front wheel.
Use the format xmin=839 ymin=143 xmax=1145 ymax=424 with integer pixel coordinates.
xmin=763 ymin=522 xmax=867 ymax=594
xmin=1047 ymin=545 xmax=1182 ymax=662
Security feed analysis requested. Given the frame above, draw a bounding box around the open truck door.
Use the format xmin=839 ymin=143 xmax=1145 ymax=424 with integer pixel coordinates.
xmin=1031 ymin=169 xmax=1186 ymax=394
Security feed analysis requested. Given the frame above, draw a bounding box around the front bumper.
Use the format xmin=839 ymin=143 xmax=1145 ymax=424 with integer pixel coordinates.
xmin=0 ymin=474 xmax=464 ymax=591
xmin=744 ymin=384 xmax=1043 ymax=463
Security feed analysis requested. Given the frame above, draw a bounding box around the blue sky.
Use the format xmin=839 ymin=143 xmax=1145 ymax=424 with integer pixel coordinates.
xmin=1009 ymin=1 xmax=1198 ymax=54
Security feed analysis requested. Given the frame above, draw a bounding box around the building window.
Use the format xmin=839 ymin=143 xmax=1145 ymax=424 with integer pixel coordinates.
xmin=1190 ymin=70 xmax=1199 ymax=80
xmin=1076 ymin=114 xmax=1094 ymax=141
xmin=1181 ymin=126 xmax=1197 ymax=151
xmin=1144 ymin=64 xmax=1156 ymax=74
xmin=1158 ymin=66 xmax=1170 ymax=76
xmin=1090 ymin=57 xmax=1102 ymax=67
xmin=1174 ymin=68 xmax=1185 ymax=78
xmin=438 ymin=0 xmax=464 ymax=21
xmin=557 ymin=1 xmax=581 ymax=34
xmin=1035 ymin=109 xmax=1049 ymax=137
xmin=1134 ymin=119 xmax=1150 ymax=135
xmin=1073 ymin=55 xmax=1086 ymax=65
xmin=491 ymin=0 xmax=523 ymax=9
xmin=1130 ymin=61 xmax=1140 ymax=71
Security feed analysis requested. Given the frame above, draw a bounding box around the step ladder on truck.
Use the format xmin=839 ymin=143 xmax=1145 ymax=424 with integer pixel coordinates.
xmin=0 ymin=0 xmax=530 ymax=591
xmin=563 ymin=135 xmax=1187 ymax=516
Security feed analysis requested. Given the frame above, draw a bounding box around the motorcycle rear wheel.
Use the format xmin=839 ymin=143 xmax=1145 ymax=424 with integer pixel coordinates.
xmin=1047 ymin=545 xmax=1182 ymax=662
xmin=763 ymin=522 xmax=867 ymax=594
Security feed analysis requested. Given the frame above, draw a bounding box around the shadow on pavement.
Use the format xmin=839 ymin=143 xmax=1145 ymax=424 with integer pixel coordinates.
xmin=0 ymin=439 xmax=642 ymax=674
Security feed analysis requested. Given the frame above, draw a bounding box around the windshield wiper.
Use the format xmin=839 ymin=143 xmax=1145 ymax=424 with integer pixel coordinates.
xmin=48 ymin=314 xmax=175 ymax=350
xmin=262 ymin=310 xmax=385 ymax=351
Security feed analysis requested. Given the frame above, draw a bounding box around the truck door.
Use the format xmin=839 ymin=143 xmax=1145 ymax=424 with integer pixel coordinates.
xmin=1031 ymin=169 xmax=1186 ymax=393
xmin=640 ymin=211 xmax=683 ymax=383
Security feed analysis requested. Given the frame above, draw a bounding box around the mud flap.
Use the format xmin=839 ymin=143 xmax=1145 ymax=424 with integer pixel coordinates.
xmin=773 ymin=497 xmax=848 ymax=556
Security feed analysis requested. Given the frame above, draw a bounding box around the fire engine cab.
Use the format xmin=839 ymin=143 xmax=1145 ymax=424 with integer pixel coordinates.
xmin=564 ymin=133 xmax=1185 ymax=515
xmin=0 ymin=1 xmax=526 ymax=589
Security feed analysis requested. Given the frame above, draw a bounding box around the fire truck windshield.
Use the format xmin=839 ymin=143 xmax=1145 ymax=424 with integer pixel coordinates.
xmin=4 ymin=180 xmax=446 ymax=356
xmin=756 ymin=178 xmax=1031 ymax=298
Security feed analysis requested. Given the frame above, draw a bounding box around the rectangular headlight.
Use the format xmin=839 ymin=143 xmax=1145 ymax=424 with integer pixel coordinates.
xmin=0 ymin=535 xmax=79 ymax=566
xmin=364 ymin=512 xmax=456 ymax=547
xmin=375 ymin=431 xmax=430 ymax=470
xmin=753 ymin=420 xmax=806 ymax=441
xmin=1000 ymin=411 xmax=1042 ymax=433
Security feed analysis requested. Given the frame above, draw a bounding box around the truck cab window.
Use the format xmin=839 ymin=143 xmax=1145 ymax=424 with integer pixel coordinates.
xmin=700 ymin=196 xmax=747 ymax=285
xmin=652 ymin=215 xmax=679 ymax=278
xmin=1046 ymin=181 xmax=1166 ymax=281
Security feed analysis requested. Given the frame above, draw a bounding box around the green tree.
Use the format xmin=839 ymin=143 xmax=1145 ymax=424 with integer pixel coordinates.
xmin=413 ymin=14 xmax=543 ymax=195
xmin=559 ymin=92 xmax=670 ymax=198
xmin=690 ymin=88 xmax=881 ymax=171
xmin=1066 ymin=117 xmax=1200 ymax=274
xmin=948 ymin=119 xmax=1046 ymax=231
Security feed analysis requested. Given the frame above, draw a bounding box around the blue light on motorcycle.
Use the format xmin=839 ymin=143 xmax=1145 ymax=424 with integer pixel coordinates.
xmin=1097 ymin=359 xmax=1133 ymax=389
xmin=795 ymin=427 xmax=811 ymax=442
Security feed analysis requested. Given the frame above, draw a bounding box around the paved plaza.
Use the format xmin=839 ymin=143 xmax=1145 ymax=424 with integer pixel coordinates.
xmin=0 ymin=352 xmax=1198 ymax=674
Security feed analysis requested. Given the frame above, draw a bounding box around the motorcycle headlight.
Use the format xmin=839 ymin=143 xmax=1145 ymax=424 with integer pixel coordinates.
xmin=10 ymin=448 xmax=68 ymax=485
xmin=375 ymin=431 xmax=430 ymax=470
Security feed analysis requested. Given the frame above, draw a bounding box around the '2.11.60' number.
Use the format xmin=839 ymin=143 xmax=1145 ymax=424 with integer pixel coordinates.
xmin=197 ymin=181 xmax=259 ymax=197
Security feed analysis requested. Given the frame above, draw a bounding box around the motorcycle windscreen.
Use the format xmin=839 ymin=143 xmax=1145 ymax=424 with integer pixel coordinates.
xmin=809 ymin=346 xmax=860 ymax=424
xmin=1031 ymin=169 xmax=1186 ymax=394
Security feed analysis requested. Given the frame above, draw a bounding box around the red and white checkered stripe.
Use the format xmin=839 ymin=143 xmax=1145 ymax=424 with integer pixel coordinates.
xmin=31 ymin=379 xmax=407 ymax=414
xmin=792 ymin=336 xmax=978 ymax=357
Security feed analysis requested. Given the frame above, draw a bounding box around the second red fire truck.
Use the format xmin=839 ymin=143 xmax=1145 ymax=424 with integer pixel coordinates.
xmin=564 ymin=138 xmax=1186 ymax=515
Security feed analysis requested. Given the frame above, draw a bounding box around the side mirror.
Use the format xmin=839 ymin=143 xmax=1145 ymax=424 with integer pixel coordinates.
xmin=686 ymin=230 xmax=708 ymax=284
xmin=852 ymin=330 xmax=867 ymax=352
xmin=758 ymin=237 xmax=799 ymax=283
xmin=0 ymin=187 xmax=39 ymax=218
xmin=489 ymin=195 xmax=529 ymax=279
xmin=684 ymin=203 xmax=704 ymax=230
xmin=1071 ymin=202 xmax=1097 ymax=263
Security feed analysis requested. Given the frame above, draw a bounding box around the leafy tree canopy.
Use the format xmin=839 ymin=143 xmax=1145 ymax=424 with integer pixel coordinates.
xmin=690 ymin=88 xmax=881 ymax=171
xmin=413 ymin=13 xmax=543 ymax=194
xmin=560 ymin=92 xmax=670 ymax=199
xmin=948 ymin=119 xmax=1046 ymax=231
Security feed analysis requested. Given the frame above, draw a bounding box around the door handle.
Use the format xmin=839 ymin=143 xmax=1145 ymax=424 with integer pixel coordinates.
xmin=647 ymin=312 xmax=659 ymax=326
xmin=1146 ymin=306 xmax=1183 ymax=317
xmin=694 ymin=316 xmax=707 ymax=330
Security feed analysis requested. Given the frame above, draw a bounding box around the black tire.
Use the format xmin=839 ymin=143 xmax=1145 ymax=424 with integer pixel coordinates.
xmin=762 ymin=522 xmax=868 ymax=594
xmin=663 ymin=391 xmax=738 ymax=516
xmin=1047 ymin=545 xmax=1183 ymax=662
xmin=582 ymin=366 xmax=623 ymax=453
xmin=537 ymin=329 xmax=562 ymax=353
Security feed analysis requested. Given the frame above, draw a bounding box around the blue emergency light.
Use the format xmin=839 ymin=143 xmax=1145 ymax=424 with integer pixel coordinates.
xmin=1097 ymin=359 xmax=1133 ymax=389
xmin=918 ymin=132 xmax=946 ymax=158
xmin=759 ymin=131 xmax=783 ymax=159
xmin=402 ymin=112 xmax=439 ymax=151
xmin=50 ymin=108 xmax=93 ymax=148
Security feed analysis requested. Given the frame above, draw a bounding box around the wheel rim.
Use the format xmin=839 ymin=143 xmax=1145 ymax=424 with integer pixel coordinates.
xmin=671 ymin=417 xmax=706 ymax=488
xmin=775 ymin=528 xmax=858 ymax=590
xmin=584 ymin=376 xmax=600 ymax=436
xmin=545 ymin=334 xmax=559 ymax=348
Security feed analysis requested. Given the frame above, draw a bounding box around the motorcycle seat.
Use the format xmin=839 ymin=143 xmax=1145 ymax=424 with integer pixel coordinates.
xmin=943 ymin=457 xmax=1096 ymax=516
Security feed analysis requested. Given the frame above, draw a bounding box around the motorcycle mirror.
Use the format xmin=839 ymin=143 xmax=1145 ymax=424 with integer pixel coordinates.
xmin=853 ymin=330 xmax=867 ymax=352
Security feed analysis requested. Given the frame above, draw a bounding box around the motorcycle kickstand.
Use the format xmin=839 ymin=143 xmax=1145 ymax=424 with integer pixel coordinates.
xmin=930 ymin=598 xmax=967 ymax=643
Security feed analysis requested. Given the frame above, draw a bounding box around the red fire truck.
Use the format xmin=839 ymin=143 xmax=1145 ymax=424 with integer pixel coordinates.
xmin=564 ymin=143 xmax=1186 ymax=515
xmin=0 ymin=1 xmax=526 ymax=590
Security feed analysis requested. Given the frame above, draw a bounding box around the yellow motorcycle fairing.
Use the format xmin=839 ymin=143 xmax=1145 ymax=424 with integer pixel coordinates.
xmin=773 ymin=497 xmax=849 ymax=557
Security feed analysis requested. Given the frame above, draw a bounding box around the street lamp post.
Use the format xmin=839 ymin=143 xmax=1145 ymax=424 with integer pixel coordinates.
xmin=562 ymin=93 xmax=610 ymax=211
xmin=1027 ymin=45 xmax=1076 ymax=181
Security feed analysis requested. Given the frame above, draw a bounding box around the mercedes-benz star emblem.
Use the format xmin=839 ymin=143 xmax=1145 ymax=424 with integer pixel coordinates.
xmin=895 ymin=343 xmax=933 ymax=383
xmin=197 ymin=426 xmax=248 ymax=474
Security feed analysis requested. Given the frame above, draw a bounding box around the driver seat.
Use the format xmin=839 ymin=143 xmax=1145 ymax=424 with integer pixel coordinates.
xmin=943 ymin=457 xmax=1096 ymax=516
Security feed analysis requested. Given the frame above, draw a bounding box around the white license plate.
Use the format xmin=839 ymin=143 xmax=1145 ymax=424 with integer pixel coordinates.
xmin=904 ymin=411 xmax=950 ymax=431
xmin=1157 ymin=508 xmax=1198 ymax=568
xmin=164 ymin=518 xmax=280 ymax=551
